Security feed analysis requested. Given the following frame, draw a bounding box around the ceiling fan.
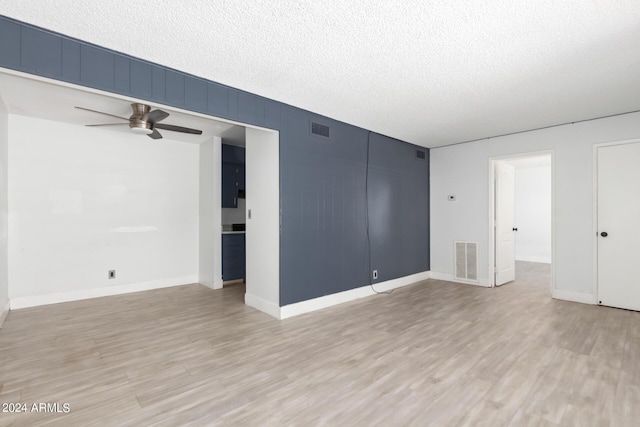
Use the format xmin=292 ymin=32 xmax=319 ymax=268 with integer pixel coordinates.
xmin=75 ymin=103 xmax=203 ymax=140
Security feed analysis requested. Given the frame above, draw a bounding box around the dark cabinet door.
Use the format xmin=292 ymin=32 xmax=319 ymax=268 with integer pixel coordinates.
xmin=237 ymin=165 xmax=245 ymax=192
xmin=222 ymin=233 xmax=245 ymax=280
xmin=222 ymin=162 xmax=238 ymax=208
xmin=221 ymin=144 xmax=246 ymax=208
xmin=222 ymin=144 xmax=246 ymax=164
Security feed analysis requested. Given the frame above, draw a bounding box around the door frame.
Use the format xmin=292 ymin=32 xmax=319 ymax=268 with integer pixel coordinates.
xmin=488 ymin=150 xmax=555 ymax=295
xmin=593 ymin=138 xmax=640 ymax=305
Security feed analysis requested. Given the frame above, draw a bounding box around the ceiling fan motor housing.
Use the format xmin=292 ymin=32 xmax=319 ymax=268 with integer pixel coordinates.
xmin=129 ymin=103 xmax=153 ymax=134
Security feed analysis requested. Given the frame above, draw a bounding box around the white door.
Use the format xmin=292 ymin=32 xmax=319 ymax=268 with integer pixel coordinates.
xmin=597 ymin=142 xmax=640 ymax=311
xmin=495 ymin=161 xmax=516 ymax=286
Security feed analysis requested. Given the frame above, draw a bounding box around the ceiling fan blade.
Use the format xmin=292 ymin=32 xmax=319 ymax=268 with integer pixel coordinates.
xmin=147 ymin=129 xmax=163 ymax=140
xmin=144 ymin=109 xmax=169 ymax=124
xmin=75 ymin=106 xmax=128 ymax=121
xmin=86 ymin=123 xmax=129 ymax=127
xmin=155 ymin=123 xmax=203 ymax=135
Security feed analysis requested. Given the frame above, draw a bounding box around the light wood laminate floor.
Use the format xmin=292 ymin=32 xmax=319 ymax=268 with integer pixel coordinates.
xmin=1 ymin=262 xmax=639 ymax=426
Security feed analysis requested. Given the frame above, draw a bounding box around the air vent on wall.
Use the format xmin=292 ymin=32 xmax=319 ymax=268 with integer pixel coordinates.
xmin=454 ymin=241 xmax=478 ymax=283
xmin=416 ymin=150 xmax=426 ymax=159
xmin=311 ymin=122 xmax=330 ymax=138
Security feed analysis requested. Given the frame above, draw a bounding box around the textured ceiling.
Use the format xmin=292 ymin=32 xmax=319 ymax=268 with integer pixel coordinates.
xmin=1 ymin=1 xmax=639 ymax=147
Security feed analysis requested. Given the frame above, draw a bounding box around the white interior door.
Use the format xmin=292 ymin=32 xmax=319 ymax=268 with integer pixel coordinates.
xmin=495 ymin=161 xmax=516 ymax=286
xmin=597 ymin=142 xmax=640 ymax=311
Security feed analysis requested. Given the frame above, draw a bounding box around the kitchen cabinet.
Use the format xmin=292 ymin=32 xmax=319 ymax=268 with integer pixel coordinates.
xmin=221 ymin=144 xmax=245 ymax=208
xmin=222 ymin=233 xmax=245 ymax=281
xmin=222 ymin=163 xmax=238 ymax=208
xmin=222 ymin=144 xmax=245 ymax=164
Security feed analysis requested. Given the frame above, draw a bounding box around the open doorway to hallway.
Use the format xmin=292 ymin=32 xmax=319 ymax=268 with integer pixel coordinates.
xmin=490 ymin=153 xmax=553 ymax=293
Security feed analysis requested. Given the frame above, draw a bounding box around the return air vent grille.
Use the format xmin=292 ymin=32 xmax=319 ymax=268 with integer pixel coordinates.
xmin=454 ymin=241 xmax=478 ymax=283
xmin=416 ymin=150 xmax=426 ymax=159
xmin=311 ymin=122 xmax=330 ymax=138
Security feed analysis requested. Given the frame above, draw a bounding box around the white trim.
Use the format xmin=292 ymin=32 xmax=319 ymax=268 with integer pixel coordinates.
xmin=488 ymin=159 xmax=496 ymax=287
xmin=213 ymin=279 xmax=224 ymax=290
xmin=9 ymin=276 xmax=198 ymax=310
xmin=279 ymin=271 xmax=431 ymax=319
xmin=592 ymin=137 xmax=640 ymax=306
xmin=552 ymin=289 xmax=596 ymax=305
xmin=0 ymin=299 xmax=9 ymax=328
xmin=515 ymin=256 xmax=551 ymax=264
xmin=430 ymin=271 xmax=491 ymax=287
xmin=245 ymin=293 xmax=281 ymax=319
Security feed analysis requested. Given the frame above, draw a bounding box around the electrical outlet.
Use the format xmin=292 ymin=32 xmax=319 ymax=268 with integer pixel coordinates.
xmin=108 ymin=270 xmax=116 ymax=279
xmin=372 ymin=270 xmax=378 ymax=280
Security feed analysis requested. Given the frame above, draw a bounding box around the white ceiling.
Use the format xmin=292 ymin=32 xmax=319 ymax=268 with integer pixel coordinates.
xmin=1 ymin=1 xmax=639 ymax=148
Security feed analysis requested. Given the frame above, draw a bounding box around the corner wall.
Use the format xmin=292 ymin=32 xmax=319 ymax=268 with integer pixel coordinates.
xmin=8 ymin=115 xmax=199 ymax=307
xmin=430 ymin=111 xmax=640 ymax=301
xmin=0 ymin=96 xmax=8 ymax=326
xmin=198 ymin=136 xmax=222 ymax=290
xmin=245 ymin=128 xmax=280 ymax=316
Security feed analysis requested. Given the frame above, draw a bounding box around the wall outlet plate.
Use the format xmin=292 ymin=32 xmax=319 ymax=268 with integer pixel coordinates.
xmin=108 ymin=270 xmax=116 ymax=279
xmin=372 ymin=270 xmax=378 ymax=280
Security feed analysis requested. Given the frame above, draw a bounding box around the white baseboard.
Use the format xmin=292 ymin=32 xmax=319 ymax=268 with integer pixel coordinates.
xmin=199 ymin=280 xmax=215 ymax=289
xmin=245 ymin=293 xmax=281 ymax=319
xmin=0 ymin=299 xmax=9 ymax=328
xmin=551 ymin=289 xmax=595 ymax=305
xmin=516 ymin=256 xmax=552 ymax=264
xmin=429 ymin=271 xmax=491 ymax=287
xmin=199 ymin=278 xmax=224 ymax=290
xmin=279 ymin=271 xmax=431 ymax=320
xmin=9 ymin=275 xmax=198 ymax=310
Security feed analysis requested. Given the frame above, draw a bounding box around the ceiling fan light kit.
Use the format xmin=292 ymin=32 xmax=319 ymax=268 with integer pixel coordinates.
xmin=129 ymin=120 xmax=153 ymax=135
xmin=76 ymin=103 xmax=203 ymax=140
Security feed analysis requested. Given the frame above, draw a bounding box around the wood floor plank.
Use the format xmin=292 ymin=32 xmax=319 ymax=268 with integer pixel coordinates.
xmin=1 ymin=261 xmax=639 ymax=425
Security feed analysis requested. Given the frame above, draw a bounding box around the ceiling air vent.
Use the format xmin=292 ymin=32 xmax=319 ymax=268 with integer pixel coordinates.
xmin=416 ymin=150 xmax=426 ymax=159
xmin=311 ymin=122 xmax=330 ymax=138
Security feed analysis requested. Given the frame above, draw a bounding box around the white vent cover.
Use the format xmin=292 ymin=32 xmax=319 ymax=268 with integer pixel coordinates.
xmin=454 ymin=241 xmax=478 ymax=282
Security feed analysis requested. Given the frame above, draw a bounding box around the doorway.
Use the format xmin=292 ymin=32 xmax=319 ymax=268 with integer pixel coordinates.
xmin=596 ymin=140 xmax=640 ymax=311
xmin=489 ymin=152 xmax=553 ymax=291
xmin=200 ymin=126 xmax=280 ymax=317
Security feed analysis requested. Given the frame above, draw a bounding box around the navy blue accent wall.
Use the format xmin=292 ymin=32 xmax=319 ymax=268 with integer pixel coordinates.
xmin=0 ymin=15 xmax=430 ymax=306
xmin=368 ymin=134 xmax=430 ymax=283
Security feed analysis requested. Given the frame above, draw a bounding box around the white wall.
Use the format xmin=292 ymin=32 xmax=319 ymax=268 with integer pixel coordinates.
xmin=430 ymin=111 xmax=640 ymax=301
xmin=244 ymin=128 xmax=280 ymax=318
xmin=198 ymin=137 xmax=223 ymax=289
xmin=514 ymin=164 xmax=551 ymax=263
xmin=0 ymin=98 xmax=8 ymax=325
xmin=8 ymin=115 xmax=199 ymax=306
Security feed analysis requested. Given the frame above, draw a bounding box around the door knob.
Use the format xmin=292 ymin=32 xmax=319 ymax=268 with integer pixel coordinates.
xmin=600 ymin=232 xmax=608 ymax=237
